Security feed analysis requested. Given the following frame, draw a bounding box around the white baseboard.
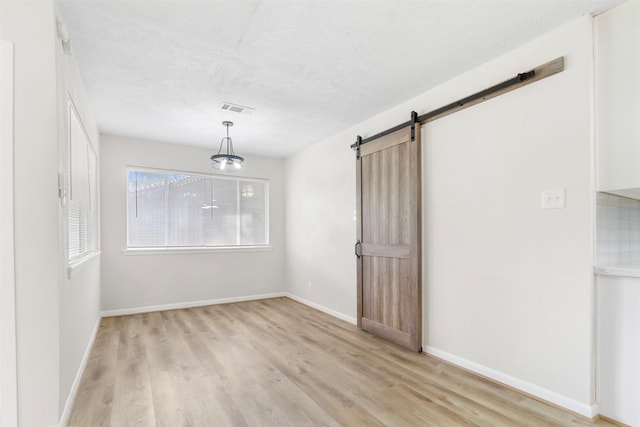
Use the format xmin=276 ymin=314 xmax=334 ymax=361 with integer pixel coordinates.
xmin=101 ymin=292 xmax=356 ymax=325
xmin=425 ymin=346 xmax=598 ymax=419
xmin=285 ymin=293 xmax=357 ymax=325
xmin=58 ymin=315 xmax=101 ymax=427
xmin=101 ymin=292 xmax=288 ymax=317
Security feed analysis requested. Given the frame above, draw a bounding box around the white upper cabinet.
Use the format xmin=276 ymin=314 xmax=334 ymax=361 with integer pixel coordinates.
xmin=595 ymin=0 xmax=640 ymax=198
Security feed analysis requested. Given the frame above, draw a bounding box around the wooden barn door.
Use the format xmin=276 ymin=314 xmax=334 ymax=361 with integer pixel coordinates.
xmin=355 ymin=120 xmax=421 ymax=352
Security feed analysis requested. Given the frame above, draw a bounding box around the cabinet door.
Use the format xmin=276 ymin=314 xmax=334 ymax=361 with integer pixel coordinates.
xmin=595 ymin=1 xmax=640 ymax=196
xmin=596 ymin=274 xmax=640 ymax=426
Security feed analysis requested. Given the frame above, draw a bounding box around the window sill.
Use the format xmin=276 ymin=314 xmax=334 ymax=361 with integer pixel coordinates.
xmin=123 ymin=245 xmax=272 ymax=255
xmin=67 ymin=251 xmax=100 ymax=278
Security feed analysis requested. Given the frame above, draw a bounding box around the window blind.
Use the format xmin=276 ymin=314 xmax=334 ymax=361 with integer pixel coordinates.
xmin=68 ymin=99 xmax=98 ymax=261
xmin=127 ymin=169 xmax=268 ymax=248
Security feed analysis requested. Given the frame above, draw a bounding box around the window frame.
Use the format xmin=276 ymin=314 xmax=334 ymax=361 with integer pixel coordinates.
xmin=66 ymin=95 xmax=99 ymax=272
xmin=125 ymin=166 xmax=271 ymax=253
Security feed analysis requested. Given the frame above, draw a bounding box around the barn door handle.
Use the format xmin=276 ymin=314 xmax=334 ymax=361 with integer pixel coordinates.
xmin=354 ymin=240 xmax=362 ymax=258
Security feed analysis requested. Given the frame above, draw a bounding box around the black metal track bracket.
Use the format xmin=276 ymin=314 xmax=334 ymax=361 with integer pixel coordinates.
xmin=518 ymin=70 xmax=535 ymax=81
xmin=410 ymin=111 xmax=418 ymax=142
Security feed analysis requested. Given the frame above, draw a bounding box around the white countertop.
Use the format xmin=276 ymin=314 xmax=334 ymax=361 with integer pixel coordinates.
xmin=594 ymin=265 xmax=640 ymax=278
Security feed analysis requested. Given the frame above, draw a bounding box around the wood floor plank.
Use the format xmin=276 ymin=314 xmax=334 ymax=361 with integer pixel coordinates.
xmin=110 ymin=315 xmax=157 ymax=427
xmin=67 ymin=298 xmax=613 ymax=427
xmin=66 ymin=330 xmax=120 ymax=427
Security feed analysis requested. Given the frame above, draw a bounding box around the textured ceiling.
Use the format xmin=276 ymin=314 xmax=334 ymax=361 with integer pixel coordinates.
xmin=59 ymin=0 xmax=622 ymax=158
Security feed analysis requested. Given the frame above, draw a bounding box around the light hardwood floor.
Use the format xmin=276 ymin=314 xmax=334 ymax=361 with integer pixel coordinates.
xmin=68 ymin=297 xmax=612 ymax=426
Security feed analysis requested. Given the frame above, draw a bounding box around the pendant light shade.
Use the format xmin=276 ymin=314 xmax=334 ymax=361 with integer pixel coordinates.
xmin=211 ymin=121 xmax=244 ymax=171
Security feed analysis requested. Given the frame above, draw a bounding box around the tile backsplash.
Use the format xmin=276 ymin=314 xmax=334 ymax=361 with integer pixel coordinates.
xmin=596 ymin=192 xmax=640 ymax=266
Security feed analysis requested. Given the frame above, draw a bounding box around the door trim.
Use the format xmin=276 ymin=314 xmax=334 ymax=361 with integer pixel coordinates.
xmin=0 ymin=39 xmax=18 ymax=427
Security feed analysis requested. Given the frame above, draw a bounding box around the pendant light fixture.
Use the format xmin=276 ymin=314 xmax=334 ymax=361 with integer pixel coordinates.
xmin=211 ymin=121 xmax=244 ymax=171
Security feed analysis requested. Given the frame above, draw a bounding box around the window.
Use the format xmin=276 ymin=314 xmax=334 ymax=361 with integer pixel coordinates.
xmin=67 ymin=98 xmax=98 ymax=263
xmin=127 ymin=168 xmax=269 ymax=249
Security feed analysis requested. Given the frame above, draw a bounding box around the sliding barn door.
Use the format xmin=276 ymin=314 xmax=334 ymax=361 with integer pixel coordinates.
xmin=356 ymin=124 xmax=421 ymax=352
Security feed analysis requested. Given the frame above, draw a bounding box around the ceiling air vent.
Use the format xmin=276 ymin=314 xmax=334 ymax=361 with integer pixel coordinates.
xmin=220 ymin=102 xmax=255 ymax=115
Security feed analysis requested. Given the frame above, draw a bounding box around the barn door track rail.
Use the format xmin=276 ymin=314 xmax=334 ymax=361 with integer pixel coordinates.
xmin=351 ymin=56 xmax=565 ymax=149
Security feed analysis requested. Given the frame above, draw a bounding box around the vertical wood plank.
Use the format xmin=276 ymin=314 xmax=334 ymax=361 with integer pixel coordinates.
xmin=410 ymin=123 xmax=422 ymax=351
xmin=356 ymin=151 xmax=363 ymax=328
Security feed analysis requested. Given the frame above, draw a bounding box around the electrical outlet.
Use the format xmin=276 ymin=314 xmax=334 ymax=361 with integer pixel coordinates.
xmin=307 ymin=282 xmax=313 ymax=293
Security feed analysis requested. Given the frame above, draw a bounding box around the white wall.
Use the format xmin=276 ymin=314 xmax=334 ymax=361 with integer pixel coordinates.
xmin=285 ymin=16 xmax=596 ymax=415
xmin=423 ymin=15 xmax=594 ymax=412
xmin=1 ymin=2 xmax=60 ymax=425
xmin=100 ymin=134 xmax=285 ymax=312
xmin=284 ymin=136 xmax=357 ymax=318
xmin=0 ymin=2 xmax=102 ymax=425
xmin=55 ymin=2 xmax=102 ymax=421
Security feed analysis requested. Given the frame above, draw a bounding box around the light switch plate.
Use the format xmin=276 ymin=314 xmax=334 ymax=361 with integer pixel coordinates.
xmin=541 ymin=188 xmax=565 ymax=209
